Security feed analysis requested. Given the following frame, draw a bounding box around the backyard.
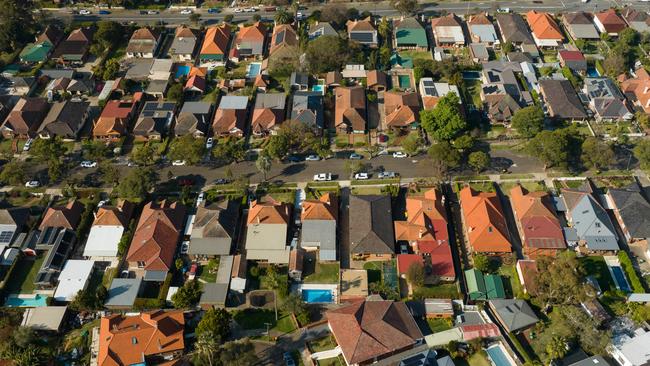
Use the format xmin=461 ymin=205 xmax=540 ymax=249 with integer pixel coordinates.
xmin=427 ymin=317 xmax=453 ymax=333
xmin=307 ymin=335 xmax=345 ymax=366
xmin=579 ymin=256 xmax=614 ymax=292
xmin=303 ymin=262 xmax=340 ymax=284
xmin=233 ymin=308 xmax=296 ymax=335
xmin=4 ymin=255 xmax=45 ymax=294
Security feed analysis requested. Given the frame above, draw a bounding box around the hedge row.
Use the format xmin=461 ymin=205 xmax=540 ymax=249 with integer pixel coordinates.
xmin=618 ymin=251 xmax=646 ymax=293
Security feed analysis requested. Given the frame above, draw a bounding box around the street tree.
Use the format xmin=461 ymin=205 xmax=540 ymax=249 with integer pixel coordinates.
xmin=581 ymin=137 xmax=614 ymax=170
xmin=468 ymin=151 xmax=491 ymax=173
xmin=402 ymin=133 xmax=423 ymax=156
xmin=82 ymin=140 xmax=111 ymax=161
xmin=264 ymin=134 xmax=290 ymax=161
xmin=212 ymin=137 xmax=246 ymax=164
xmin=526 ymin=130 xmax=569 ymax=169
xmin=0 ymin=161 xmax=25 ymax=186
xmin=274 ymin=8 xmax=293 ymax=24
xmin=319 ymin=3 xmax=347 ymax=28
xmin=117 ymin=168 xmax=156 ymax=201
xmin=634 ymin=139 xmax=650 ymax=170
xmin=511 ymin=106 xmax=544 ymax=138
xmin=256 ymin=154 xmax=272 ymax=181
xmin=452 ymin=135 xmax=475 ymax=152
xmin=168 ymin=135 xmax=206 ymax=165
xmin=98 ymin=160 xmax=119 ymax=186
xmin=428 ymin=141 xmax=461 ymax=180
xmin=172 ymin=280 xmax=202 ymax=309
xmin=390 ymin=0 xmax=419 ymax=15
xmin=420 ymin=93 xmax=467 ymax=141
xmin=131 ymin=143 xmax=157 ymax=166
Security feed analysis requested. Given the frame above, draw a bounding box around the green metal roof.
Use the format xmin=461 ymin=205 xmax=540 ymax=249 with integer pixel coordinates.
xmin=465 ymin=269 xmax=486 ymax=300
xmin=19 ymin=42 xmax=53 ymax=63
xmin=485 ymin=274 xmax=506 ymax=299
xmin=395 ymin=18 xmax=428 ymax=48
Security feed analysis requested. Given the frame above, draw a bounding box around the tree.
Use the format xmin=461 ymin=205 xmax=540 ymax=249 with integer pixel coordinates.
xmin=390 ymin=0 xmax=419 ymax=15
xmin=306 ymin=36 xmax=350 ymax=74
xmin=82 ymin=139 xmax=111 ymax=161
xmin=512 ymin=106 xmax=544 ymax=138
xmin=502 ymin=41 xmax=514 ymax=54
xmin=473 ymin=253 xmax=490 ymax=272
xmin=604 ymin=52 xmax=627 ymax=77
xmin=12 ymin=327 xmax=35 ymax=349
xmin=196 ymin=308 xmax=232 ymax=343
xmin=420 ymin=93 xmax=467 ymax=141
xmin=172 ymin=280 xmax=202 ymax=309
xmin=0 ymin=0 xmax=37 ymax=52
xmin=274 ymin=8 xmax=293 ymax=24
xmin=224 ymin=14 xmax=234 ymax=23
xmin=320 ymin=4 xmax=347 ymax=28
xmin=634 ymin=139 xmax=650 ymax=170
xmin=212 ymin=137 xmax=246 ymax=164
xmin=283 ymin=293 xmax=310 ymax=325
xmin=545 ymin=336 xmax=568 ymax=361
xmin=406 ymin=263 xmax=425 ymax=288
xmin=167 ymin=82 xmax=184 ymax=102
xmin=117 ymin=168 xmax=156 ymax=200
xmin=189 ymin=13 xmax=201 ymax=24
xmin=256 ymin=154 xmax=272 ymax=181
xmin=263 ymin=134 xmax=291 ymax=161
xmin=581 ymin=137 xmax=614 ymax=170
xmin=102 ymin=58 xmax=120 ymax=80
xmin=194 ymin=332 xmax=219 ymax=366
xmin=99 ymin=160 xmax=120 ymax=186
xmin=168 ymin=135 xmax=206 ymax=165
xmin=219 ymin=339 xmax=259 ymax=366
xmin=48 ymin=157 xmax=65 ymax=183
xmin=402 ymin=133 xmax=423 ymax=156
xmin=428 ymin=141 xmax=461 ymax=180
xmin=30 ymin=137 xmax=67 ymax=162
xmin=534 ymin=251 xmax=587 ymax=308
xmin=94 ymin=21 xmax=123 ymax=50
xmin=452 ymin=135 xmax=475 ymax=152
xmin=131 ymin=143 xmax=157 ymax=166
xmin=526 ymin=130 xmax=569 ymax=169
xmin=468 ymin=151 xmax=491 ymax=173
xmin=0 ymin=161 xmax=25 ymax=185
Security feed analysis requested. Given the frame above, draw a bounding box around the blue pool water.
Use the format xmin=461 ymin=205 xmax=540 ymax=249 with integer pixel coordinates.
xmin=587 ymin=67 xmax=600 ymax=77
xmin=5 ymin=294 xmax=48 ymax=307
xmin=398 ymin=75 xmax=411 ymax=89
xmin=302 ymin=289 xmax=333 ymax=303
xmin=611 ymin=266 xmax=632 ymax=292
xmin=313 ymin=85 xmax=325 ymax=93
xmin=247 ymin=63 xmax=262 ymax=78
xmin=463 ymin=71 xmax=481 ymax=80
xmin=175 ymin=65 xmax=191 ymax=79
xmin=487 ymin=345 xmax=515 ymax=366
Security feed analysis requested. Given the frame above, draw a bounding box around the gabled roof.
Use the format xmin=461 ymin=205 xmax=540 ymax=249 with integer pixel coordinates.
xmin=468 ymin=14 xmax=499 ymax=43
xmin=94 ymin=98 xmax=140 ymax=137
xmin=130 ymin=27 xmax=160 ymax=41
xmin=510 ymin=185 xmax=565 ymax=250
xmin=366 ymin=70 xmax=387 ymax=88
xmin=40 ymin=200 xmax=84 ymax=231
xmin=98 ymin=311 xmax=185 ymax=366
xmin=394 ymin=189 xmax=447 ymax=243
xmin=93 ymin=200 xmax=134 ymax=227
xmin=335 ymin=86 xmax=366 ymax=131
xmin=38 ymin=100 xmax=89 ymax=138
xmin=347 ymin=17 xmax=376 ymax=32
xmin=608 ymin=184 xmax=650 ymax=239
xmin=37 ymin=25 xmax=64 ymax=46
xmin=190 ymin=199 xmax=240 ymax=256
xmin=526 ymin=11 xmax=563 ymax=41
xmin=349 ymin=195 xmax=395 ymax=255
xmin=561 ymin=188 xmax=619 ymax=250
xmin=291 ymin=91 xmax=324 ymax=128
xmin=270 ymin=24 xmax=298 ymax=55
xmin=595 ymin=9 xmax=627 ymax=34
xmin=302 ymin=193 xmax=337 ymax=221
xmin=236 ymin=22 xmax=267 ymax=43
xmin=169 ymin=26 xmax=197 ymax=55
xmin=384 ymin=91 xmax=420 ymax=127
xmin=308 ymin=22 xmax=337 ymax=38
xmin=1 ymin=97 xmax=49 ymax=136
xmin=489 ymin=299 xmax=539 ymax=332
xmin=247 ymin=196 xmax=290 ymax=225
xmin=213 ymin=96 xmax=248 ymax=134
xmin=620 ymin=67 xmax=650 ymax=113
xmin=328 ymin=300 xmax=423 ymax=365
xmin=460 ymin=186 xmax=511 ymax=253
xmin=200 ymin=24 xmax=231 ymax=56
xmin=539 ymin=79 xmax=587 ymax=119
xmin=496 ymin=13 xmax=534 ymax=44
xmin=562 ymin=12 xmax=600 ymax=39
xmin=251 ymin=93 xmax=286 ymax=133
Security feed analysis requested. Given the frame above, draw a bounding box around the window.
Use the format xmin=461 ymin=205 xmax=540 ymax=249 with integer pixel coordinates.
xmin=137 ymin=261 xmax=145 ymax=268
xmin=131 ymin=337 xmax=138 ymax=344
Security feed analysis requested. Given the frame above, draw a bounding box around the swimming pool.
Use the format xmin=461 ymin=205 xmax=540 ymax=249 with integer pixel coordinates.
xmin=610 ymin=266 xmax=632 ymax=292
xmin=246 ymin=63 xmax=262 ymax=78
xmin=398 ymin=75 xmax=411 ymax=89
xmin=5 ymin=294 xmax=48 ymax=307
xmin=587 ymin=67 xmax=600 ymax=78
xmin=463 ymin=71 xmax=481 ymax=80
xmin=312 ymin=85 xmax=325 ymax=94
xmin=486 ymin=344 xmax=516 ymax=366
xmin=302 ymin=289 xmax=333 ymax=303
xmin=175 ymin=65 xmax=191 ymax=79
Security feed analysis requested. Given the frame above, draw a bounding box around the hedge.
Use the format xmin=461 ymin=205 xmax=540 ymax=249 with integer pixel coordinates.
xmin=618 ymin=251 xmax=646 ymax=293
xmin=595 ymin=59 xmax=605 ymax=77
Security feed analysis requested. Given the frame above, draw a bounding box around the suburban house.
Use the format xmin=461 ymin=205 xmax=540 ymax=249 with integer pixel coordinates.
xmin=526 ymin=11 xmax=564 ymax=47
xmin=126 ymin=27 xmax=161 ymax=58
xmin=495 ymin=13 xmax=535 ymax=45
xmin=125 ymin=200 xmax=187 ymax=281
xmin=393 ymin=17 xmax=428 ymax=50
xmin=562 ymin=12 xmax=600 ymax=40
xmin=465 ymin=268 xmax=506 ymax=300
xmin=133 ymin=101 xmax=176 ymax=141
xmin=594 ymin=9 xmax=627 ymax=36
xmin=609 ymin=328 xmax=650 ymax=366
xmin=39 ymin=200 xmax=84 ymax=231
xmin=301 ymin=193 xmax=338 ymax=261
xmin=346 ymin=17 xmax=378 ymax=47
xmin=468 ymin=14 xmax=499 ymax=45
xmin=607 ymin=184 xmax=650 ymax=243
xmin=174 ymin=101 xmax=212 ymax=137
xmin=308 ymin=21 xmax=337 ymax=40
xmin=290 ymin=72 xmax=309 ymax=91
xmin=621 ymin=8 xmax=650 ymax=33
xmin=418 ymin=78 xmax=460 ymax=110
xmin=384 ymin=90 xmax=420 ymax=130
xmin=459 ymin=186 xmax=511 ymax=254
xmin=267 ymin=24 xmax=300 ymax=68
xmin=53 ymin=259 xmax=95 ymax=302
xmin=291 ymin=91 xmax=324 ymax=130
xmin=510 ymin=185 xmax=566 ymax=258
xmin=98 ymin=311 xmax=185 ymax=366
xmin=51 ymin=27 xmax=94 ymax=65
xmin=0 ymin=97 xmax=49 ymax=139
xmin=335 ymin=86 xmax=366 ymax=134
xmin=561 ymin=186 xmax=619 ymax=252
xmin=83 ymin=201 xmax=134 ymax=262
xmin=251 ymin=92 xmax=286 ymax=136
xmin=93 ymin=96 xmax=142 ymax=140
xmin=367 ymin=69 xmax=388 ymax=92
xmin=19 ymin=25 xmax=63 ymax=64
xmin=582 ymin=77 xmax=633 ymax=122
xmin=539 ymin=79 xmax=587 ymax=120
xmin=245 ymin=196 xmax=291 ymax=264
xmin=0 ymin=208 xmax=29 ymax=250
xmin=184 ymin=74 xmax=207 ymax=94
xmin=488 ymin=299 xmax=539 ymax=333
xmin=349 ymin=195 xmax=395 ymax=261
xmin=480 ymin=61 xmax=533 ymax=123
xmin=199 ymin=24 xmax=231 ymax=65
xmin=0 ymin=76 xmax=36 ymax=96
xmin=229 ymin=22 xmax=268 ymax=62
xmin=619 ymin=67 xmax=650 ymax=113
xmin=188 ymin=199 xmax=240 ymax=262
xmin=327 ymin=300 xmax=423 ymax=366
xmin=33 ymin=227 xmax=76 ymax=288
xmin=325 ymin=70 xmax=343 ymax=88
xmin=105 ymin=278 xmax=142 ymax=309
xmin=213 ymin=95 xmax=249 ymax=137
xmin=558 ymin=50 xmax=588 ymax=73
xmin=431 ymin=14 xmax=466 ymax=46
xmin=38 ymin=100 xmax=90 ymax=139
xmin=169 ymin=26 xmax=197 ymax=62
xmin=469 ymin=43 xmax=490 ymax=63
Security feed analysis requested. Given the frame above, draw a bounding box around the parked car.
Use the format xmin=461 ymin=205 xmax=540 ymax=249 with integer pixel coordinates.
xmin=305 ymin=155 xmax=320 ymax=161
xmin=313 ymin=173 xmax=332 ymax=181
xmin=98 ymin=199 xmax=109 ymax=208
xmin=378 ymin=171 xmax=397 ymax=179
xmin=180 ymin=241 xmax=190 ymax=255
xmin=400 ymin=243 xmax=409 ymax=254
xmin=207 ymin=7 xmax=220 ymax=13
xmin=354 ymin=172 xmax=369 ymax=180
xmin=147 ymin=10 xmax=159 ymax=14
xmin=206 ymin=137 xmax=214 ymax=149
xmin=349 ymin=153 xmax=363 ymax=160
xmin=23 ymin=138 xmax=33 ymax=152
xmin=188 ymin=262 xmax=198 ymax=279
xmin=78 ymin=9 xmax=91 ymax=15
xmin=180 ymin=9 xmax=193 ymax=14
xmin=296 ymin=11 xmax=304 ymax=19
xmin=392 ymin=151 xmax=408 ymax=158
xmin=264 ymin=6 xmax=277 ymax=11
xmin=25 ymin=181 xmax=40 ymax=188
xmin=284 ymin=353 xmax=296 ymax=366
xmin=172 ymin=160 xmax=186 ymax=166
xmin=214 ymin=178 xmax=230 ymax=185
xmin=287 ymin=155 xmax=302 ymax=162
xmin=80 ymin=160 xmax=97 ymax=168
xmin=234 ymin=8 xmax=243 ymax=12
xmin=98 ymin=10 xmax=110 ymax=15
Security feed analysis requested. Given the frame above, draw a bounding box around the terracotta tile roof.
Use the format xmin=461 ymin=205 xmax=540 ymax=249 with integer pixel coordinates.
xmin=247 ymin=196 xmax=291 ymax=225
xmin=94 ymin=99 xmax=140 ymax=137
xmin=98 ymin=310 xmax=184 ymax=366
xmin=367 ymin=70 xmax=387 ymax=88
xmin=559 ymin=50 xmax=585 ymax=62
xmin=302 ymin=193 xmax=337 ymax=221
xmin=431 ymin=14 xmax=463 ymax=27
xmin=213 ymin=108 xmax=247 ymax=135
xmin=384 ymin=91 xmax=420 ymax=128
xmin=526 ymin=11 xmax=563 ymax=40
xmin=327 ymin=300 xmax=423 ymax=365
xmin=270 ymin=24 xmax=298 ymax=55
xmin=459 ymin=186 xmax=511 ymax=253
xmin=394 ymin=189 xmax=447 ymax=243
xmin=254 ymin=74 xmax=268 ymax=88
xmin=175 ymin=26 xmax=195 ymax=39
xmin=461 ymin=323 xmax=500 ymax=340
xmin=468 ymin=14 xmax=492 ymax=25
xmin=335 ymin=86 xmax=366 ymax=131
xmin=326 ymin=71 xmax=342 ymax=86
xmin=130 ymin=27 xmax=160 ymax=41
xmin=237 ymin=22 xmax=267 ymax=42
xmin=595 ymin=9 xmax=627 ymax=34
xmin=93 ymin=200 xmax=134 ymax=227
xmin=200 ymin=25 xmax=231 ymax=56
xmin=620 ymin=67 xmax=650 ymax=113
xmin=184 ymin=75 xmax=206 ymax=92
xmin=126 ymin=200 xmax=186 ymax=272
xmin=39 ymin=200 xmax=84 ymax=230
xmin=397 ymin=254 xmax=423 ymax=274
xmin=416 ymin=240 xmax=455 ymax=278
xmin=510 ymin=185 xmax=565 ymax=250
xmin=346 ymin=17 xmax=376 ymax=32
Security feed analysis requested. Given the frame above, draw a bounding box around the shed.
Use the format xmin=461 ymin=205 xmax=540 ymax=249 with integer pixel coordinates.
xmin=425 ymin=298 xmax=454 ymax=318
xmin=105 ymin=278 xmax=142 ymax=309
xmin=484 ymin=274 xmax=506 ymax=299
xmin=21 ymin=306 xmax=67 ymax=332
xmin=200 ymin=283 xmax=229 ymax=309
xmin=464 ymin=269 xmax=486 ymax=300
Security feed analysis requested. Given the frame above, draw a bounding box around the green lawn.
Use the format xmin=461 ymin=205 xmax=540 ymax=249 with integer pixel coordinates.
xmin=468 ymin=352 xmax=492 ymax=366
xmin=498 ymin=264 xmax=525 ymax=299
xmin=579 ymin=256 xmax=614 ymax=292
xmin=351 ymin=187 xmax=383 ymax=195
xmin=4 ymin=255 xmax=45 ymax=294
xmin=427 ymin=318 xmax=453 ymax=333
xmin=412 ymin=283 xmax=461 ymax=299
xmin=303 ymin=262 xmax=340 ymax=284
xmin=464 ymin=79 xmax=483 ymax=108
xmin=500 ymin=181 xmax=547 ymax=195
xmin=399 ymin=50 xmax=433 ymax=61
xmin=198 ymin=265 xmax=217 ymax=283
xmin=275 ymin=313 xmax=297 ymax=334
xmin=233 ymin=308 xmax=296 ymax=334
xmin=309 ymin=335 xmax=338 ymax=353
xmin=102 ymin=267 xmax=117 ymax=288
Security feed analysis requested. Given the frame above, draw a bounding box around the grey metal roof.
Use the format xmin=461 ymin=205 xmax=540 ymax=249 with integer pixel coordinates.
xmin=290 ymin=72 xmax=309 ymax=87
xmin=470 ymin=24 xmax=498 ymax=43
xmin=216 ymin=255 xmax=233 ymax=284
xmin=569 ymin=193 xmax=619 ymax=250
xmin=254 ymin=93 xmax=286 ymax=110
xmin=200 ymin=282 xmax=228 ymax=305
xmin=143 ymin=270 xmax=168 ymax=281
xmin=609 ymin=185 xmax=650 ymax=239
xmin=489 ymin=299 xmax=539 ymax=332
xmin=309 ymin=22 xmax=338 ymax=39
xmin=301 ymin=220 xmax=336 ymax=259
xmin=169 ymin=32 xmax=197 ymax=55
xmin=181 ymin=101 xmax=212 ymax=115
xmin=291 ymin=91 xmax=324 ymax=128
xmin=189 ymin=200 xmax=239 ymax=256
xmin=495 ymin=13 xmax=534 ymax=44
xmin=568 ymin=356 xmax=611 ymax=366
xmin=219 ymin=95 xmax=248 ymax=110
xmin=40 ymin=69 xmax=75 ymax=79
xmin=349 ymin=195 xmax=395 ymax=255
xmin=106 ymin=278 xmax=142 ymax=307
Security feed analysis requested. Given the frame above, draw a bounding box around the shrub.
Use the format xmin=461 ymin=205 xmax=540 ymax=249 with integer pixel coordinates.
xmin=618 ymin=251 xmax=646 ymax=293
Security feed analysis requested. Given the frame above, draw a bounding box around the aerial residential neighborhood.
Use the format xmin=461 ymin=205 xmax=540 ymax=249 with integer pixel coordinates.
xmin=2 ymin=0 xmax=650 ymax=366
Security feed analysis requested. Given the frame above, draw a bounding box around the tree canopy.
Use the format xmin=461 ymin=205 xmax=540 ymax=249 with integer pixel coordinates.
xmin=306 ymin=36 xmax=350 ymax=74
xmin=420 ymin=93 xmax=466 ymax=141
xmin=117 ymin=168 xmax=157 ymax=201
xmin=168 ymin=135 xmax=206 ymax=165
xmin=468 ymin=151 xmax=491 ymax=173
xmin=389 ymin=0 xmax=419 ymax=15
xmin=428 ymin=141 xmax=461 ymax=180
xmin=526 ymin=128 xmax=583 ymax=170
xmin=0 ymin=0 xmax=37 ymax=52
xmin=0 ymin=161 xmax=25 ymax=186
xmin=634 ymin=139 xmax=650 ymax=170
xmin=172 ymin=280 xmax=202 ymax=309
xmin=512 ymin=106 xmax=544 ymax=138
xmin=196 ymin=308 xmax=231 ymax=343
xmin=533 ymin=251 xmax=587 ymax=307
xmin=581 ymin=137 xmax=614 ymax=170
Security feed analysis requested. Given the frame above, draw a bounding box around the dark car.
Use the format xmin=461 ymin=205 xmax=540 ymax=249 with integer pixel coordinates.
xmin=207 ymin=7 xmax=220 ymax=13
xmin=98 ymin=10 xmax=111 ymax=14
xmin=214 ymin=178 xmax=230 ymax=185
xmin=287 ymin=155 xmax=302 ymax=162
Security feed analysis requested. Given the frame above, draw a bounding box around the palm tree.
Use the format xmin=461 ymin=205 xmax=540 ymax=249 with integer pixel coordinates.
xmin=256 ymin=154 xmax=272 ymax=181
xmin=274 ymin=8 xmax=293 ymax=25
xmin=195 ymin=332 xmax=219 ymax=366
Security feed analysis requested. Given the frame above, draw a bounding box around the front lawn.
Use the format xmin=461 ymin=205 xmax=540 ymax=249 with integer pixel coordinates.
xmin=579 ymin=256 xmax=614 ymax=292
xmin=303 ymin=262 xmax=340 ymax=284
xmin=233 ymin=308 xmax=296 ymax=334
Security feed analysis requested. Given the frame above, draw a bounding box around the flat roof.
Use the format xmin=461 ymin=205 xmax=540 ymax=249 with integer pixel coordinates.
xmin=83 ymin=225 xmax=124 ymax=257
xmin=53 ymin=260 xmax=94 ymax=302
xmin=106 ymin=278 xmax=142 ymax=307
xmin=341 ymin=269 xmax=368 ymax=298
xmin=22 ymin=306 xmax=67 ymax=331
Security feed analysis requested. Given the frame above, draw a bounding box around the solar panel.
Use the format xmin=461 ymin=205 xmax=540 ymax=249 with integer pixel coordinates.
xmin=0 ymin=231 xmax=14 ymax=244
xmin=422 ymin=80 xmax=434 ymax=87
xmin=352 ymin=32 xmax=374 ymax=43
xmin=424 ymin=87 xmax=437 ymax=96
xmin=276 ymin=30 xmax=285 ymax=44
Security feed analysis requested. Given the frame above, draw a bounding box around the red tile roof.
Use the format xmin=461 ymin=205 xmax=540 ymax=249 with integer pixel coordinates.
xmin=510 ymin=185 xmax=565 ymax=250
xmin=595 ymin=9 xmax=627 ymax=34
xmin=200 ymin=24 xmax=231 ymax=56
xmin=397 ymin=254 xmax=423 ymax=274
xmin=417 ymin=240 xmax=455 ymax=278
xmin=461 ymin=323 xmax=500 ymax=340
xmin=39 ymin=200 xmax=84 ymax=230
xmin=247 ymin=196 xmax=291 ymax=225
xmin=394 ymin=189 xmax=448 ymax=243
xmin=526 ymin=11 xmax=564 ymax=40
xmin=558 ymin=50 xmax=585 ymax=62
xmin=460 ymin=186 xmax=511 ymax=253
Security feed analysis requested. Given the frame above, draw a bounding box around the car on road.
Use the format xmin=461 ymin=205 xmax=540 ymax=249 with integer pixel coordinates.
xmin=214 ymin=178 xmax=230 ymax=185
xmin=147 ymin=10 xmax=159 ymax=14
xmin=234 ymin=8 xmax=243 ymax=13
xmin=392 ymin=151 xmax=408 ymax=158
xmin=354 ymin=172 xmax=369 ymax=180
xmin=313 ymin=173 xmax=332 ymax=181
xmin=25 ymin=181 xmax=40 ymax=188
xmin=349 ymin=153 xmax=363 ymax=160
xmin=98 ymin=10 xmax=111 ymax=15
xmin=287 ymin=155 xmax=302 ymax=162
xmin=207 ymin=7 xmax=220 ymax=13
xmin=264 ymin=6 xmax=276 ymax=11
xmin=180 ymin=9 xmax=193 ymax=14
xmin=283 ymin=353 xmax=296 ymax=366
xmin=378 ymin=171 xmax=397 ymax=179
xmin=497 ymin=7 xmax=511 ymax=13
xmin=180 ymin=241 xmax=190 ymax=255
xmin=23 ymin=138 xmax=33 ymax=152
xmin=80 ymin=161 xmax=97 ymax=168
xmin=172 ymin=160 xmax=186 ymax=166
xmin=245 ymin=7 xmax=257 ymax=12
xmin=79 ymin=9 xmax=91 ymax=15
xmin=206 ymin=137 xmax=214 ymax=149
xmin=305 ymin=155 xmax=320 ymax=161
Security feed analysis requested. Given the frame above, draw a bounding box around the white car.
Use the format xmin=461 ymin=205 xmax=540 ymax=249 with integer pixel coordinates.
xmin=25 ymin=181 xmax=40 ymax=188
xmin=392 ymin=151 xmax=408 ymax=158
xmin=234 ymin=8 xmax=243 ymax=13
xmin=354 ymin=172 xmax=369 ymax=180
xmin=206 ymin=137 xmax=214 ymax=149
xmin=147 ymin=10 xmax=159 ymax=14
xmin=296 ymin=11 xmax=304 ymax=19
xmin=180 ymin=241 xmax=190 ymax=255
xmin=313 ymin=173 xmax=332 ymax=181
xmin=80 ymin=161 xmax=97 ymax=168
xmin=79 ymin=9 xmax=91 ymax=15
xmin=378 ymin=171 xmax=397 ymax=179
xmin=305 ymin=155 xmax=320 ymax=161
xmin=98 ymin=199 xmax=109 ymax=208
xmin=172 ymin=160 xmax=186 ymax=166
xmin=23 ymin=138 xmax=33 ymax=152
xmin=196 ymin=192 xmax=205 ymax=207
xmin=180 ymin=9 xmax=193 ymax=14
